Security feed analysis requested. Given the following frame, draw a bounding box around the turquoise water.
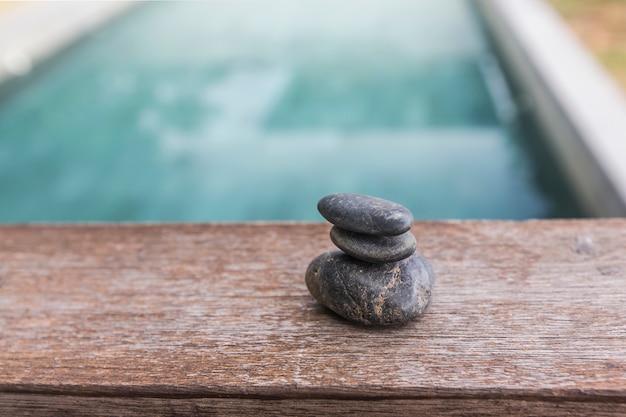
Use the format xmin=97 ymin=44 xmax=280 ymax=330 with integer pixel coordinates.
xmin=0 ymin=0 xmax=582 ymax=222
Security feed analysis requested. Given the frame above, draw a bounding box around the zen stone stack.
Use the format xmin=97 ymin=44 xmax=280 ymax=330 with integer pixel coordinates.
xmin=305 ymin=193 xmax=435 ymax=326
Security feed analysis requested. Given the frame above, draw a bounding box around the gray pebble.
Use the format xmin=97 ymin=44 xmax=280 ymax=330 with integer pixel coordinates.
xmin=330 ymin=226 xmax=417 ymax=263
xmin=305 ymin=251 xmax=434 ymax=326
xmin=318 ymin=193 xmax=413 ymax=236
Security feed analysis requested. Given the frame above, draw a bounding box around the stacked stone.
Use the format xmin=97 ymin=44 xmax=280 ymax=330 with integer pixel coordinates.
xmin=305 ymin=193 xmax=435 ymax=326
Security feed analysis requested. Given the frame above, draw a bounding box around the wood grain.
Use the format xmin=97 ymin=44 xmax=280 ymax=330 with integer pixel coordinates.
xmin=1 ymin=220 xmax=625 ymax=415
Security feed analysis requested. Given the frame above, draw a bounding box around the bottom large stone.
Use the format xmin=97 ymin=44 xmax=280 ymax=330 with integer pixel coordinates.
xmin=305 ymin=251 xmax=435 ymax=326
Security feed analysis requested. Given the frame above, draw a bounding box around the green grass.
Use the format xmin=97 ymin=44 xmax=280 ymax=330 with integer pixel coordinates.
xmin=547 ymin=0 xmax=626 ymax=90
xmin=548 ymin=0 xmax=617 ymax=17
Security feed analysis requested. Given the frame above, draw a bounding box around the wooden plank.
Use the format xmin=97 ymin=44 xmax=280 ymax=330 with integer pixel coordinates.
xmin=0 ymin=220 xmax=625 ymax=415
xmin=2 ymin=395 xmax=626 ymax=417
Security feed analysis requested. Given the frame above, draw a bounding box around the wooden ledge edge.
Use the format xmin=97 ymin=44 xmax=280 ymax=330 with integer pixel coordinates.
xmin=2 ymin=385 xmax=626 ymax=403
xmin=0 ymin=217 xmax=619 ymax=229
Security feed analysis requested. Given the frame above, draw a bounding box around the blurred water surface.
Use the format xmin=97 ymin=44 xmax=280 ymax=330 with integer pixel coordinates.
xmin=0 ymin=0 xmax=582 ymax=221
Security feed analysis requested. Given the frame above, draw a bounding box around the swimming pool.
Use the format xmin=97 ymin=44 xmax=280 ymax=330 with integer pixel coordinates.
xmin=0 ymin=0 xmax=582 ymax=222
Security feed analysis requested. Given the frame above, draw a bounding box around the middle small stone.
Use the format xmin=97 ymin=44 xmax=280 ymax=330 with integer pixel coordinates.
xmin=330 ymin=226 xmax=417 ymax=263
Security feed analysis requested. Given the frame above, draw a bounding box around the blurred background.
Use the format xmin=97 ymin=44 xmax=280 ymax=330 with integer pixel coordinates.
xmin=547 ymin=0 xmax=625 ymax=90
xmin=0 ymin=0 xmax=623 ymax=222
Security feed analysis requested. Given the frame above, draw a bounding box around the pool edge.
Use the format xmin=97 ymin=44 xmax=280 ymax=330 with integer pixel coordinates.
xmin=476 ymin=0 xmax=626 ymax=217
xmin=0 ymin=1 xmax=137 ymax=85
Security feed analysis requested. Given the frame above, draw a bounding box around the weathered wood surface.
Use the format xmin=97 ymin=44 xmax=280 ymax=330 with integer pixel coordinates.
xmin=0 ymin=220 xmax=625 ymax=416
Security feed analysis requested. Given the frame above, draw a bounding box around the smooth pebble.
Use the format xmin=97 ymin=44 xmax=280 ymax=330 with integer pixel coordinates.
xmin=330 ymin=226 xmax=417 ymax=263
xmin=318 ymin=193 xmax=413 ymax=236
xmin=305 ymin=250 xmax=435 ymax=326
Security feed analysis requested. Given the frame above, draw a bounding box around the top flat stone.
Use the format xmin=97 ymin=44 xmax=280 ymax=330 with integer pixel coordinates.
xmin=317 ymin=193 xmax=414 ymax=236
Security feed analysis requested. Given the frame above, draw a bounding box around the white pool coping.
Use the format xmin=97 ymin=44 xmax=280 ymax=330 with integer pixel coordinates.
xmin=0 ymin=1 xmax=135 ymax=85
xmin=477 ymin=0 xmax=626 ymax=217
